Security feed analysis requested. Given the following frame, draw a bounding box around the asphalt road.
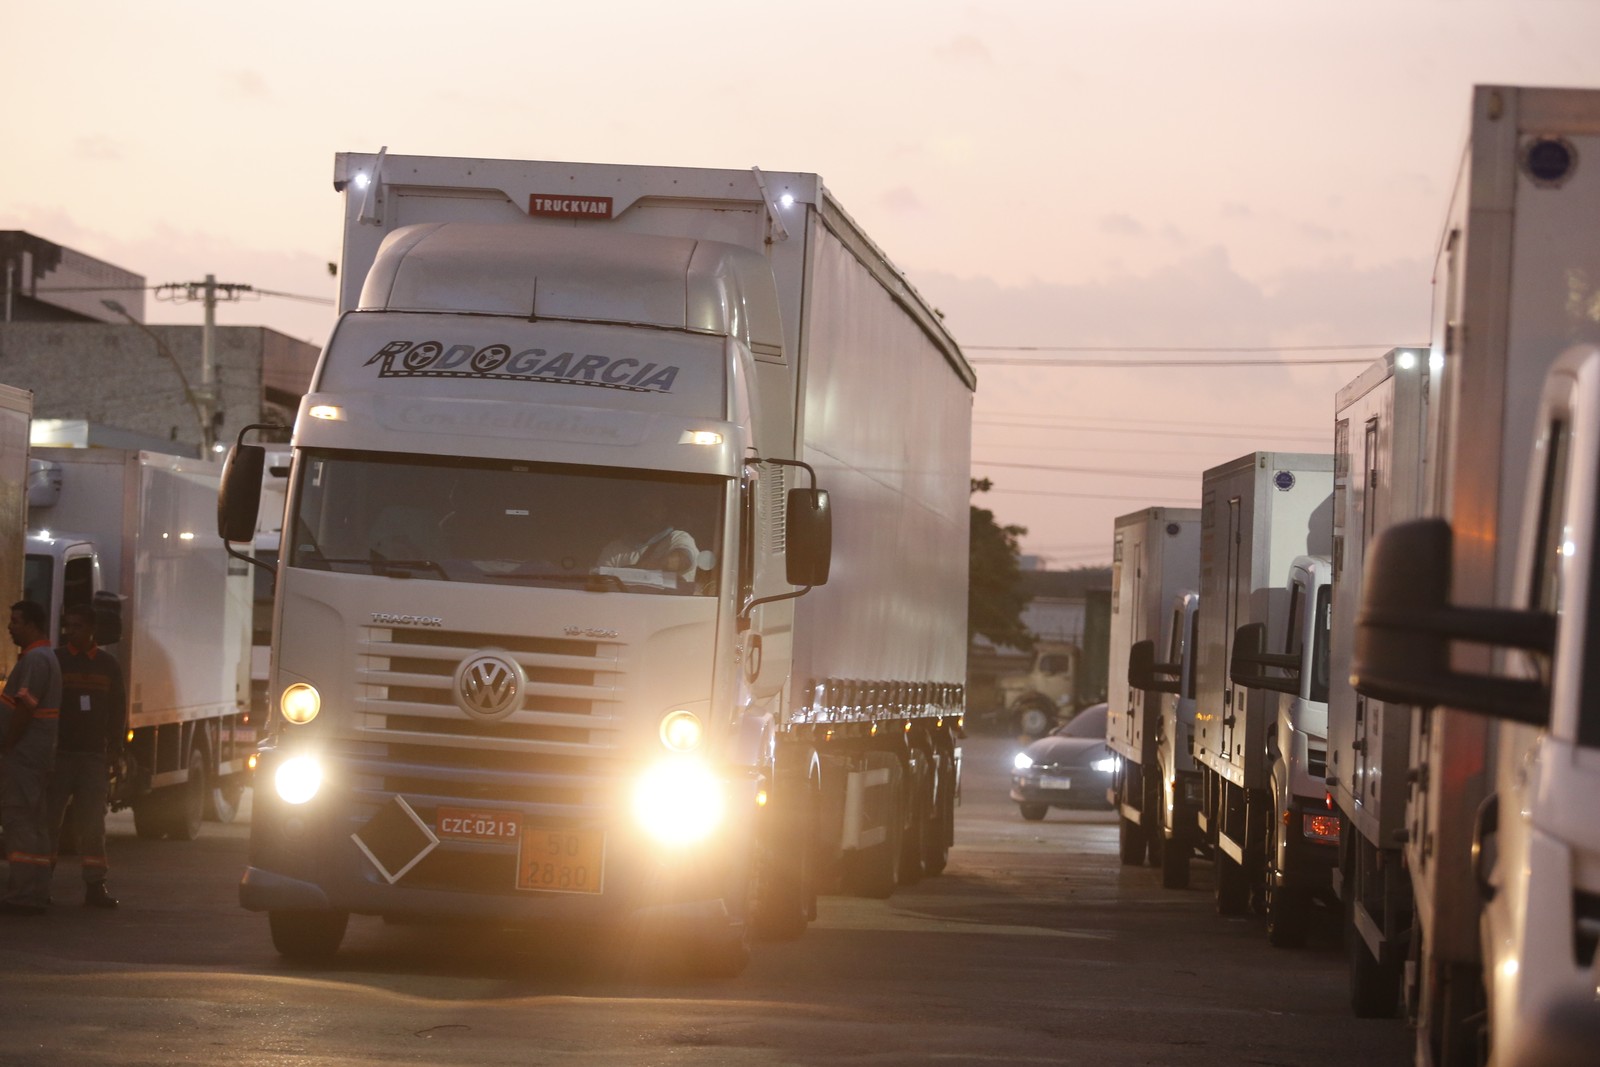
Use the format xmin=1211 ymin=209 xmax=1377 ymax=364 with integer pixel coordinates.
xmin=0 ymin=733 xmax=1411 ymax=1067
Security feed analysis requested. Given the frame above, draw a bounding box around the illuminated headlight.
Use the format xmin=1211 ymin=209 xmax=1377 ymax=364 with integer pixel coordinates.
xmin=280 ymin=683 xmax=321 ymax=724
xmin=274 ymin=755 xmax=323 ymax=805
xmin=659 ymin=710 xmax=703 ymax=752
xmin=1013 ymin=752 xmax=1034 ymax=771
xmin=1091 ymin=756 xmax=1119 ymax=774
xmin=632 ymin=759 xmax=724 ymax=846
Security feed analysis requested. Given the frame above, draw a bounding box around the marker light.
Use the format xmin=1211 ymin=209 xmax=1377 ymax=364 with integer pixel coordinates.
xmin=179 ymin=532 xmax=196 ymax=541
xmin=279 ymin=683 xmax=322 ymax=725
xmin=353 ymin=172 xmax=371 ymax=190
xmin=1396 ymin=350 xmax=1418 ymax=371
xmin=1013 ymin=752 xmax=1034 ymax=771
xmin=1303 ymin=812 xmax=1341 ymax=843
xmin=678 ymin=430 xmax=723 ymax=446
xmin=275 ymin=754 xmax=323 ymax=805
xmin=309 ymin=405 xmax=345 ymax=421
xmin=659 ymin=710 xmax=704 ymax=752
xmin=779 ymin=193 xmax=796 ymax=209
xmin=633 ymin=759 xmax=724 ymax=845
xmin=1429 ymin=351 xmax=1445 ymax=373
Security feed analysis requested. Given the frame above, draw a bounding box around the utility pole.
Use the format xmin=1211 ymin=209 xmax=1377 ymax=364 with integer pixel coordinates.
xmin=157 ymin=276 xmax=253 ymax=452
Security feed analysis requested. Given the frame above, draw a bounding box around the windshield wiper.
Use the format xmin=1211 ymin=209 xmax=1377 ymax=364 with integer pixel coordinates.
xmin=492 ymin=572 xmax=624 ymax=592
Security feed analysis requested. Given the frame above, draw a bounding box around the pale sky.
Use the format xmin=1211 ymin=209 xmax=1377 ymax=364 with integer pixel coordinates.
xmin=6 ymin=1 xmax=1599 ymax=567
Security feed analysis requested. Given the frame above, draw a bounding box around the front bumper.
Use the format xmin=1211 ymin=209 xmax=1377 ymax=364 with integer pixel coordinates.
xmin=1010 ymin=769 xmax=1114 ymax=810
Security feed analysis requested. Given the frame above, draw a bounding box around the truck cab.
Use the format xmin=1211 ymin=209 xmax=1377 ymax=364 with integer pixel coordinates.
xmin=1000 ymin=642 xmax=1077 ymax=738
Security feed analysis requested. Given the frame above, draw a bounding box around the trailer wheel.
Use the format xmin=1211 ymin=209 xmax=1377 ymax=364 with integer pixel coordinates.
xmin=1019 ymin=803 xmax=1048 ymax=821
xmin=268 ymin=909 xmax=348 ymax=962
xmin=131 ymin=794 xmax=172 ymax=840
xmin=207 ymin=778 xmax=245 ymax=824
xmin=898 ymin=751 xmax=931 ymax=887
xmin=168 ymin=744 xmax=208 ymax=841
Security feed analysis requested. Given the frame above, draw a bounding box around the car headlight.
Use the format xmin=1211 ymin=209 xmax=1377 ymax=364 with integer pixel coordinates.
xmin=1091 ymin=757 xmax=1118 ymax=773
xmin=633 ymin=758 xmax=724 ymax=845
xmin=274 ymin=754 xmax=323 ymax=805
xmin=659 ymin=709 xmax=703 ymax=752
xmin=280 ymin=683 xmax=321 ymax=725
xmin=1013 ymin=752 xmax=1035 ymax=771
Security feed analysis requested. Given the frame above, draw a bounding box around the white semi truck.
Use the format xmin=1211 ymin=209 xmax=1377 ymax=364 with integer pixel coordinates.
xmin=1106 ymin=507 xmax=1199 ymax=875
xmin=1350 ymin=86 xmax=1600 ymax=1065
xmin=1 ymin=383 xmax=31 ymax=683
xmin=1194 ymin=452 xmax=1333 ymax=931
xmin=23 ymin=448 xmax=254 ymax=836
xmin=1327 ymin=347 xmax=1431 ymax=1014
xmin=218 ymin=152 xmax=974 ymax=972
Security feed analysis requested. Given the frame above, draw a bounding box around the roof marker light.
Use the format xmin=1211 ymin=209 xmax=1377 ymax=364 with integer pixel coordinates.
xmin=1396 ymin=350 xmax=1418 ymax=371
xmin=779 ymin=194 xmax=795 ymax=209
xmin=353 ymin=172 xmax=371 ymax=190
xmin=679 ymin=430 xmax=723 ymax=446
xmin=309 ymin=404 xmax=345 ymax=421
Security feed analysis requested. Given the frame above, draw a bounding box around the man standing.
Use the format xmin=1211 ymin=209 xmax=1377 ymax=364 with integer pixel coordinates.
xmin=2 ymin=600 xmax=62 ymax=915
xmin=49 ymin=602 xmax=124 ymax=908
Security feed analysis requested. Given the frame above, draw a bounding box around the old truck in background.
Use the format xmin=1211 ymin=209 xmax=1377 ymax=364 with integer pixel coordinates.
xmin=218 ymin=152 xmax=974 ymax=972
xmin=24 ymin=448 xmax=253 ymax=838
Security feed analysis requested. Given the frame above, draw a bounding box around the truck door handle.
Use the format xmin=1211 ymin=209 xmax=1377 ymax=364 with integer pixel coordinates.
xmin=1472 ymin=793 xmax=1499 ymax=903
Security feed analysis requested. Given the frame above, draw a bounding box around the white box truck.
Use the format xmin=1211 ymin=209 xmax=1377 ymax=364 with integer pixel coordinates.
xmin=1351 ymin=86 xmax=1600 ymax=1064
xmin=1 ymin=383 xmax=31 ymax=684
xmin=23 ymin=448 xmax=254 ymax=836
xmin=1194 ymin=452 xmax=1333 ymax=928
xmin=1327 ymin=347 xmax=1430 ymax=1015
xmin=1106 ymin=507 xmax=1200 ymax=876
xmin=217 ymin=152 xmax=974 ymax=972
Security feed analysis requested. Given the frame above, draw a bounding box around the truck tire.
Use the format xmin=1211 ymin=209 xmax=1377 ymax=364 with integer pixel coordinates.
xmin=131 ymin=793 xmax=173 ymax=840
xmin=1215 ymin=851 xmax=1250 ymax=915
xmin=268 ymin=909 xmax=348 ymax=962
xmin=1118 ymin=815 xmax=1146 ymax=866
xmin=168 ymin=743 xmax=208 ymax=841
xmin=922 ymin=744 xmax=955 ymax=877
xmin=1019 ymin=803 xmax=1048 ymax=821
xmin=753 ymin=771 xmax=817 ymax=943
xmin=207 ymin=778 xmax=245 ymax=824
xmin=1266 ymin=885 xmax=1313 ymax=948
xmin=898 ymin=753 xmax=930 ymax=887
xmin=1161 ymin=833 xmax=1190 ymax=889
xmin=1015 ymin=701 xmax=1053 ymax=740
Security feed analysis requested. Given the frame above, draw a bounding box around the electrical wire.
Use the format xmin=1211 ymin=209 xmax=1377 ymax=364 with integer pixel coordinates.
xmin=971 ymin=355 xmax=1376 ymax=368
xmin=966 ymin=343 xmax=1397 ymax=353
xmin=973 ymin=459 xmax=1196 ymax=479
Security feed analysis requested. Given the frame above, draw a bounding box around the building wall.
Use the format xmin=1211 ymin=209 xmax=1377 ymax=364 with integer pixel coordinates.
xmin=0 ymin=323 xmax=315 ymax=453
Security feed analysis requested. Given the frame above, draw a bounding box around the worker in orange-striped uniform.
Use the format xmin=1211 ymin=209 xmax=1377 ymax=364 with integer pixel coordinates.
xmin=49 ymin=602 xmax=126 ymax=909
xmin=2 ymin=600 xmax=62 ymax=915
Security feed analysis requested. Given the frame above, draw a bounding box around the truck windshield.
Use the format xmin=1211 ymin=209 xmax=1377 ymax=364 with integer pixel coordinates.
xmin=22 ymin=555 xmax=51 ymax=615
xmin=287 ymin=451 xmax=723 ymax=596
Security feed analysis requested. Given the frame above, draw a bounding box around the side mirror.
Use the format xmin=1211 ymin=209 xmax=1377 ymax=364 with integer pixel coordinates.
xmin=1352 ymin=519 xmax=1554 ymax=724
xmin=1230 ymin=621 xmax=1302 ymax=695
xmin=786 ymin=488 xmax=831 ymax=587
xmin=1128 ymin=639 xmax=1181 ymax=694
xmin=218 ymin=443 xmax=265 ymax=543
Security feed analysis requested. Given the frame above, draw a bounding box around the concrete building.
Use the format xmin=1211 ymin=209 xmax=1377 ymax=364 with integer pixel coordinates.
xmin=0 ymin=233 xmax=317 ymax=454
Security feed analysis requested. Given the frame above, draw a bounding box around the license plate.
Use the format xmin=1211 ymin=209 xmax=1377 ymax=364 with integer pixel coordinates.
xmin=517 ymin=828 xmax=605 ymax=894
xmin=435 ymin=807 xmax=521 ymax=843
xmin=1040 ymin=775 xmax=1072 ymax=790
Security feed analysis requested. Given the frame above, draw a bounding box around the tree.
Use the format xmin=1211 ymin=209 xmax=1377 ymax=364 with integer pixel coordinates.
xmin=968 ymin=478 xmax=1033 ymax=651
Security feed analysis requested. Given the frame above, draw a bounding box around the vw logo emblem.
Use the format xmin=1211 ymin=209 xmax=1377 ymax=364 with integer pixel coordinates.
xmin=453 ymin=650 xmax=525 ymax=722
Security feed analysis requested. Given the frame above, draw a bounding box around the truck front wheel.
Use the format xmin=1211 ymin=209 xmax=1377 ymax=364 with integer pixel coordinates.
xmin=268 ymin=909 xmax=349 ymax=962
xmin=168 ymin=744 xmax=208 ymax=841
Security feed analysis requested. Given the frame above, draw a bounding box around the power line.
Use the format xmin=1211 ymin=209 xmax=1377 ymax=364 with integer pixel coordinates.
xmin=973 ymin=459 xmax=1196 ymax=479
xmin=973 ymin=420 xmax=1329 ymax=443
xmin=979 ymin=486 xmax=1198 ymax=503
xmin=972 ymin=409 xmax=1321 ymax=434
xmin=971 ymin=355 xmax=1375 ymax=368
xmin=254 ymin=287 xmax=335 ymax=306
xmin=966 ymin=343 xmax=1397 ymax=353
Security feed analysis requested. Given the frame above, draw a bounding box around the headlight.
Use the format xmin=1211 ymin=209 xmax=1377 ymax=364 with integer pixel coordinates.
xmin=632 ymin=758 xmax=724 ymax=845
xmin=1091 ymin=756 xmax=1119 ymax=773
xmin=280 ymin=683 xmax=321 ymax=725
xmin=274 ymin=754 xmax=323 ymax=805
xmin=1013 ymin=752 xmax=1034 ymax=771
xmin=658 ymin=710 xmax=703 ymax=752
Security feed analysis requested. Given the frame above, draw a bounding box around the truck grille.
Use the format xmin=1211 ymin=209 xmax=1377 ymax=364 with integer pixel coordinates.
xmin=352 ymin=626 xmax=625 ymax=811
